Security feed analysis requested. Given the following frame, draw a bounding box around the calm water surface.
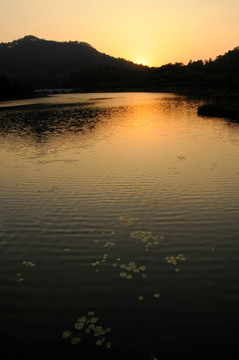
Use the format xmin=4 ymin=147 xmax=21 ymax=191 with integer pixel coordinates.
xmin=0 ymin=93 xmax=239 ymax=359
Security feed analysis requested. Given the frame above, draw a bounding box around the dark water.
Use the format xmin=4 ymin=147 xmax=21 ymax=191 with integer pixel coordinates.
xmin=0 ymin=93 xmax=239 ymax=359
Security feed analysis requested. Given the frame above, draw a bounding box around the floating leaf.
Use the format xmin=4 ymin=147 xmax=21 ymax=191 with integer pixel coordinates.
xmin=139 ymin=266 xmax=146 ymax=271
xmin=120 ymin=264 xmax=127 ymax=269
xmin=74 ymin=323 xmax=84 ymax=330
xmin=62 ymin=330 xmax=72 ymax=339
xmin=120 ymin=272 xmax=127 ymax=277
xmin=90 ymin=317 xmax=99 ymax=324
xmin=106 ymin=341 xmax=111 ymax=349
xmin=71 ymin=337 xmax=81 ymax=345
xmin=154 ymin=293 xmax=160 ymax=298
xmin=77 ymin=316 xmax=87 ymax=323
xmin=126 ymin=274 xmax=133 ymax=279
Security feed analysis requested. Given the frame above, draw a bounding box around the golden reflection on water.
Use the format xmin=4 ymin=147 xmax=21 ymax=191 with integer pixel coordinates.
xmin=1 ymin=92 xmax=239 ymax=194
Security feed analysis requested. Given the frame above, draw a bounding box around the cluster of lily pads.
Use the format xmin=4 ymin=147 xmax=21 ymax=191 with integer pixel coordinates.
xmin=101 ymin=231 xmax=115 ymax=237
xmin=93 ymin=230 xmax=116 ymax=248
xmin=165 ymin=254 xmax=186 ymax=272
xmin=117 ymin=215 xmax=141 ymax=226
xmin=103 ymin=241 xmax=115 ymax=248
xmin=130 ymin=230 xmax=163 ymax=252
xmin=91 ymin=253 xmax=109 ymax=270
xmin=91 ymin=253 xmax=148 ymax=280
xmin=62 ymin=311 xmax=112 ymax=349
xmin=16 ymin=272 xmax=24 ymax=282
xmin=137 ymin=293 xmax=160 ymax=301
xmin=40 ymin=185 xmax=189 ymax=354
xmin=22 ymin=260 xmax=36 ymax=267
xmin=16 ymin=260 xmax=36 ymax=282
xmin=119 ymin=262 xmax=146 ymax=280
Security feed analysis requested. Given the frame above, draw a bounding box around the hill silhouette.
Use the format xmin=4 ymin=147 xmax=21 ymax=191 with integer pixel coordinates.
xmin=0 ymin=35 xmax=144 ymax=89
xmin=0 ymin=35 xmax=238 ymax=100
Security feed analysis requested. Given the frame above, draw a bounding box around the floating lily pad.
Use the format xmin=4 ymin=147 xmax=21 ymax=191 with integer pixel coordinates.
xmin=96 ymin=339 xmax=103 ymax=346
xmin=120 ymin=272 xmax=127 ymax=277
xmin=74 ymin=322 xmax=84 ymax=330
xmin=71 ymin=337 xmax=81 ymax=345
xmin=154 ymin=293 xmax=160 ymax=298
xmin=62 ymin=330 xmax=72 ymax=339
xmin=126 ymin=274 xmax=133 ymax=279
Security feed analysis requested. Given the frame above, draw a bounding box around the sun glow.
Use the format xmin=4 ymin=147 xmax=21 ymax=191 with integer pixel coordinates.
xmin=133 ymin=58 xmax=149 ymax=66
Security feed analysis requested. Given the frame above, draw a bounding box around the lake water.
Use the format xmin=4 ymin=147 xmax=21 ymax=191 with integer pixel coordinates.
xmin=0 ymin=92 xmax=239 ymax=359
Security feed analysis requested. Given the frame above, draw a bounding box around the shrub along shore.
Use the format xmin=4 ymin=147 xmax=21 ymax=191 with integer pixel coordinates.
xmin=197 ymin=93 xmax=239 ymax=122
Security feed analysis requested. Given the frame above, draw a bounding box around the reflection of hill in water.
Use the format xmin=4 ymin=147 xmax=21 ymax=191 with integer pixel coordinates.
xmin=0 ymin=102 xmax=125 ymax=141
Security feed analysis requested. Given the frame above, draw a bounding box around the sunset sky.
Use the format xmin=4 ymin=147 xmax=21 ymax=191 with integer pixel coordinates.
xmin=1 ymin=0 xmax=239 ymax=67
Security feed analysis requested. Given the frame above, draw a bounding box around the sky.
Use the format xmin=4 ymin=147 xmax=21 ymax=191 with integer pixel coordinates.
xmin=1 ymin=0 xmax=239 ymax=67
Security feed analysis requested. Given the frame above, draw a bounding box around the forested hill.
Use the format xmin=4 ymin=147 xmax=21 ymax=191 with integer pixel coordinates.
xmin=0 ymin=35 xmax=143 ymax=88
xmin=0 ymin=35 xmax=238 ymax=95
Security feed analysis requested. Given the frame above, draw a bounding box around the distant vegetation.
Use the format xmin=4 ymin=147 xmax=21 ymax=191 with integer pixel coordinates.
xmin=0 ymin=35 xmax=239 ymax=118
xmin=0 ymin=74 xmax=34 ymax=101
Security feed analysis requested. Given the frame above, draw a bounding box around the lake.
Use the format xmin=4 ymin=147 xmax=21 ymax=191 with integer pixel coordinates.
xmin=0 ymin=92 xmax=239 ymax=359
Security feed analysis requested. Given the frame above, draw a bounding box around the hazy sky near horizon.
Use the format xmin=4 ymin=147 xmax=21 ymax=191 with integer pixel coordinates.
xmin=1 ymin=0 xmax=239 ymax=66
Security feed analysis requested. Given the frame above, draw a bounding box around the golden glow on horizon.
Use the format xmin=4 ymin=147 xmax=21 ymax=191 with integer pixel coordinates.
xmin=1 ymin=0 xmax=239 ymax=67
xmin=133 ymin=58 xmax=149 ymax=66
